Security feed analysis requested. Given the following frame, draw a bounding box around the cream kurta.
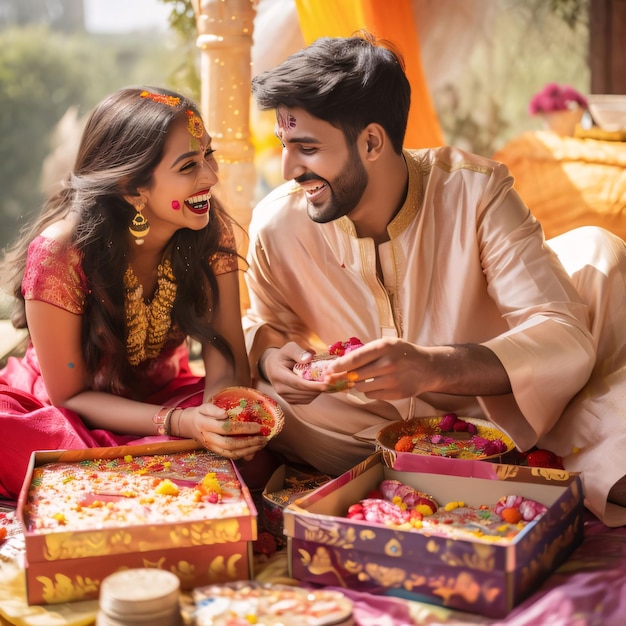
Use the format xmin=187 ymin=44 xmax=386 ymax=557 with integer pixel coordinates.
xmin=244 ymin=147 xmax=626 ymax=526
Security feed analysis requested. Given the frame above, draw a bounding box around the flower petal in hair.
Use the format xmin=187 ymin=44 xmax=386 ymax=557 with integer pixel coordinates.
xmin=140 ymin=90 xmax=181 ymax=107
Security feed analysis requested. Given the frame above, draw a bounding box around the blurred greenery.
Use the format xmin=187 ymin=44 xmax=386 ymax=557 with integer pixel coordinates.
xmin=435 ymin=0 xmax=589 ymax=155
xmin=0 ymin=26 xmax=113 ymax=250
xmin=158 ymin=0 xmax=200 ymax=99
xmin=0 ymin=23 xmax=185 ymax=252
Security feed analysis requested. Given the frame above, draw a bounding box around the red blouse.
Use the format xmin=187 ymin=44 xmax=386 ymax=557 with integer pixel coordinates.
xmin=22 ymin=216 xmax=238 ymax=313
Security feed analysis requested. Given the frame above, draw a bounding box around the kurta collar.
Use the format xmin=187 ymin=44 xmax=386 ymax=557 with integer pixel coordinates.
xmin=336 ymin=149 xmax=423 ymax=239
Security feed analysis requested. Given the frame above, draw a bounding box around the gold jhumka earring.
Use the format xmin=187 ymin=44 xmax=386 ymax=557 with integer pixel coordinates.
xmin=129 ymin=201 xmax=150 ymax=245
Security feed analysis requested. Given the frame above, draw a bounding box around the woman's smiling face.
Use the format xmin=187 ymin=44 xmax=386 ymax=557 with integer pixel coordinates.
xmin=141 ymin=113 xmax=219 ymax=237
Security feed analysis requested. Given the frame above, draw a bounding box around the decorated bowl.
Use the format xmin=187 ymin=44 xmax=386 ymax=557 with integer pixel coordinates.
xmin=376 ymin=414 xmax=515 ymax=462
xmin=212 ymin=387 xmax=284 ymax=439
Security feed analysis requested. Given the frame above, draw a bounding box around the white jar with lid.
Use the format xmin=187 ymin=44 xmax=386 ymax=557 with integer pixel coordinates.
xmin=97 ymin=568 xmax=183 ymax=626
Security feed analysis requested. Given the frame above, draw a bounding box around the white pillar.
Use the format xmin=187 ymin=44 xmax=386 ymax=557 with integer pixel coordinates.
xmin=192 ymin=0 xmax=257 ymax=308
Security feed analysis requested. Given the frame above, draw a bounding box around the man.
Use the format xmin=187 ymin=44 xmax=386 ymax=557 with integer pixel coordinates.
xmin=243 ymin=32 xmax=626 ymax=526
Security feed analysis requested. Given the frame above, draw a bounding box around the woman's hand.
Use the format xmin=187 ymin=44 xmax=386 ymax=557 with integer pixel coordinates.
xmin=176 ymin=403 xmax=268 ymax=461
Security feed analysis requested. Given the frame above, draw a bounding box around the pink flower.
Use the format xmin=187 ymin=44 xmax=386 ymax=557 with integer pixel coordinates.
xmin=482 ymin=439 xmax=508 ymax=456
xmin=438 ymin=413 xmax=458 ymax=431
xmin=528 ymin=82 xmax=588 ymax=115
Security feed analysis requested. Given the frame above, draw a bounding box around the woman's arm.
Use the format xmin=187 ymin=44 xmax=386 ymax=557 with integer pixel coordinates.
xmin=26 ymin=297 xmax=266 ymax=458
xmin=25 ymin=298 xmax=164 ymax=434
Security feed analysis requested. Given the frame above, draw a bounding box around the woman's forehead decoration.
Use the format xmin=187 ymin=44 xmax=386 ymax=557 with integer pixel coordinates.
xmin=139 ymin=91 xmax=205 ymax=146
xmin=186 ymin=110 xmax=205 ymax=139
xmin=139 ymin=90 xmax=181 ymax=107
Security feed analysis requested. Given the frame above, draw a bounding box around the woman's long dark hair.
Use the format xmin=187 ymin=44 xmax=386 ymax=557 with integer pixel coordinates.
xmin=0 ymin=87 xmax=243 ymax=394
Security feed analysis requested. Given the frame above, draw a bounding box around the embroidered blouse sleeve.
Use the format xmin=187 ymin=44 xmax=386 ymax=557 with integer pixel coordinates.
xmin=209 ymin=213 xmax=239 ymax=275
xmin=22 ymin=236 xmax=88 ymax=314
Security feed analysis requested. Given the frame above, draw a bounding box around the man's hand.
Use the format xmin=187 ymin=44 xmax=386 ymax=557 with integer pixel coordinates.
xmin=323 ymin=338 xmax=423 ymax=400
xmin=323 ymin=337 xmax=511 ymax=400
xmin=260 ymin=342 xmax=339 ymax=404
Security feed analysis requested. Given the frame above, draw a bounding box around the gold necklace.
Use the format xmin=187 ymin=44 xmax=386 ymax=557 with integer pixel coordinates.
xmin=124 ymin=258 xmax=177 ymax=366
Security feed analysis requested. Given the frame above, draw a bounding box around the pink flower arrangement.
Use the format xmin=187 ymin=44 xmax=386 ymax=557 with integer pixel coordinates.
xmin=528 ymin=82 xmax=588 ymax=115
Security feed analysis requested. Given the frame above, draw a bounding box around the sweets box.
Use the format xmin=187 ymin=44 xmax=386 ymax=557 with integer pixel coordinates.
xmin=17 ymin=440 xmax=257 ymax=605
xmin=282 ymin=451 xmax=584 ymax=618
xmin=261 ymin=464 xmax=331 ymax=547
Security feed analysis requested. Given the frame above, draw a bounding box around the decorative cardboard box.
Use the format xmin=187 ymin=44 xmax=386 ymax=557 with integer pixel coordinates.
xmin=283 ymin=452 xmax=584 ymax=618
xmin=261 ymin=465 xmax=331 ymax=546
xmin=17 ymin=440 xmax=257 ymax=605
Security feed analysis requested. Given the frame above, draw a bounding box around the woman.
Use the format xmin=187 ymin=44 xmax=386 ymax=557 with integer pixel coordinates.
xmin=0 ymin=87 xmax=269 ymax=501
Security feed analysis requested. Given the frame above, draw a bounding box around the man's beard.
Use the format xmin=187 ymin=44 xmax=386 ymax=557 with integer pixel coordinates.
xmin=306 ymin=148 xmax=368 ymax=224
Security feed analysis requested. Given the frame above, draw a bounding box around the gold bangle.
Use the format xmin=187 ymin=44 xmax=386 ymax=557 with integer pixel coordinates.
xmin=164 ymin=408 xmax=175 ymax=436
xmin=153 ymin=406 xmax=175 ymax=436
xmin=173 ymin=407 xmax=184 ymax=438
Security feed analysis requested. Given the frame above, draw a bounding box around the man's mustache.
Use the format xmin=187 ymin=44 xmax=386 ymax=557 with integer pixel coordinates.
xmin=295 ymin=172 xmax=326 ymax=185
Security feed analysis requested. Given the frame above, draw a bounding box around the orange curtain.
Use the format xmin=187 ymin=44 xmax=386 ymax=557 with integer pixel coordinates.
xmin=294 ymin=0 xmax=443 ymax=148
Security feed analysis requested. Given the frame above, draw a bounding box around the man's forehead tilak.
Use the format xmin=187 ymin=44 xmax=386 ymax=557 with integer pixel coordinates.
xmin=276 ymin=106 xmax=297 ymax=136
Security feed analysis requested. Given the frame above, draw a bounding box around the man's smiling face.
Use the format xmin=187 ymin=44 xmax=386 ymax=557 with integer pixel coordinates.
xmin=276 ymin=106 xmax=368 ymax=223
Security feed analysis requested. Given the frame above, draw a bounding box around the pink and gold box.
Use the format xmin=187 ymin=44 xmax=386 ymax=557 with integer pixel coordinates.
xmin=283 ymin=451 xmax=583 ymax=618
xmin=261 ymin=464 xmax=331 ymax=547
xmin=17 ymin=440 xmax=257 ymax=605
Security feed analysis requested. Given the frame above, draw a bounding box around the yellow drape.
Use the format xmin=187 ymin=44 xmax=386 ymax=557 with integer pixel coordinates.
xmin=294 ymin=0 xmax=443 ymax=148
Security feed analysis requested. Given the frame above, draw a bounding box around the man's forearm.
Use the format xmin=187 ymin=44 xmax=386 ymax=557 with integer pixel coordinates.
xmin=428 ymin=344 xmax=512 ymax=396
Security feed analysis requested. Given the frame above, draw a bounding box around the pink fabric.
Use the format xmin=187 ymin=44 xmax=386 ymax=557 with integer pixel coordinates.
xmin=22 ymin=237 xmax=88 ymax=314
xmin=494 ymin=513 xmax=626 ymax=625
xmin=0 ymin=343 xmax=205 ymax=502
xmin=327 ymin=587 xmax=415 ymax=626
xmin=23 ymin=225 xmax=238 ymax=314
